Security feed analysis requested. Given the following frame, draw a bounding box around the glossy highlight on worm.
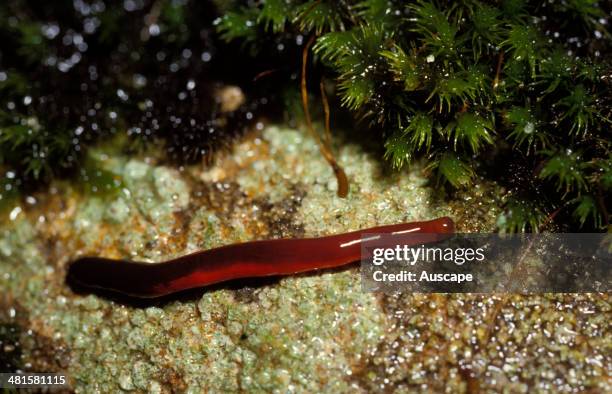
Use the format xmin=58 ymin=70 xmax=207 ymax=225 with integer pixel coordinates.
xmin=68 ymin=217 xmax=454 ymax=298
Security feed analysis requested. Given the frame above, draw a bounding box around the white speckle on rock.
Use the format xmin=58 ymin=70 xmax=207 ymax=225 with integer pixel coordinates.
xmin=148 ymin=380 xmax=162 ymax=394
xmin=105 ymin=197 xmax=131 ymax=223
xmin=118 ymin=373 xmax=134 ymax=390
xmin=153 ymin=167 xmax=190 ymax=210
xmin=124 ymin=160 xmax=151 ymax=180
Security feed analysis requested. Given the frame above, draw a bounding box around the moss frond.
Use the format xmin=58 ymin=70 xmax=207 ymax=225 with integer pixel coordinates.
xmin=539 ymin=151 xmax=588 ymax=194
xmin=505 ymin=106 xmax=549 ymax=154
xmin=294 ymin=0 xmax=345 ymax=34
xmin=501 ymin=25 xmax=541 ymax=78
xmin=381 ymin=45 xmax=421 ymax=92
xmin=217 ymin=8 xmax=260 ymax=43
xmin=557 ymin=84 xmax=597 ymax=136
xmin=497 ymin=198 xmax=547 ymax=233
xmin=409 ymin=1 xmax=463 ymax=59
xmin=572 ymin=195 xmax=602 ymax=228
xmin=258 ymin=0 xmax=292 ymax=32
xmin=429 ymin=152 xmax=475 ymax=188
xmin=383 ymin=112 xmax=434 ymax=169
xmin=445 ymin=112 xmax=495 ymax=154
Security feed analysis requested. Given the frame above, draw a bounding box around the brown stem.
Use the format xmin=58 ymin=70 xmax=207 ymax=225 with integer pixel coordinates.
xmin=319 ymin=79 xmax=333 ymax=150
xmin=301 ymin=35 xmax=349 ymax=198
xmin=301 ymin=36 xmax=321 ymax=147
xmin=493 ymin=51 xmax=504 ymax=90
xmin=253 ymin=68 xmax=280 ymax=82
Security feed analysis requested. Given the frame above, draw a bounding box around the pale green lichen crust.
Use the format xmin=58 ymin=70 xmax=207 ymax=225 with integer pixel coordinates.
xmin=0 ymin=126 xmax=609 ymax=393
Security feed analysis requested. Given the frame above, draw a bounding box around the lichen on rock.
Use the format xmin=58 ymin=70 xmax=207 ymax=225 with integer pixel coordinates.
xmin=0 ymin=126 xmax=608 ymax=393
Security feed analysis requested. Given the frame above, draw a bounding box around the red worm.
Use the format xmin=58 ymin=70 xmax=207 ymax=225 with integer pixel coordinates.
xmin=68 ymin=217 xmax=454 ymax=298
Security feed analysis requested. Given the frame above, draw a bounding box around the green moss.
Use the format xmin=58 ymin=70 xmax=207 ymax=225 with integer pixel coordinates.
xmin=216 ymin=0 xmax=611 ymax=231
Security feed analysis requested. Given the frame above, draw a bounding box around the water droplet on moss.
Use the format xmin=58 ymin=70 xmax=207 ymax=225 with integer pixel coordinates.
xmin=9 ymin=206 xmax=21 ymax=221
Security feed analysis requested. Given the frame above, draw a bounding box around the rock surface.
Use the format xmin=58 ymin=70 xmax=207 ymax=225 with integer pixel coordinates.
xmin=0 ymin=126 xmax=609 ymax=393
